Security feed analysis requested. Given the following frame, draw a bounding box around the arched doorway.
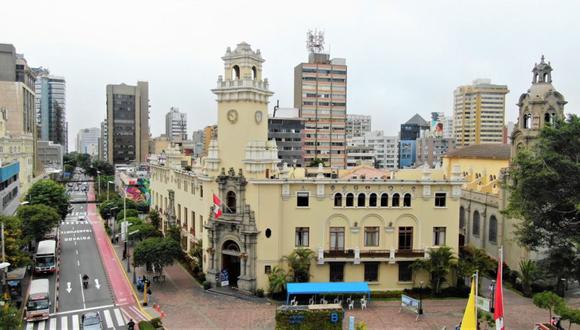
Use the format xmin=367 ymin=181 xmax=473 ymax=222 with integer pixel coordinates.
xmin=221 ymin=240 xmax=241 ymax=288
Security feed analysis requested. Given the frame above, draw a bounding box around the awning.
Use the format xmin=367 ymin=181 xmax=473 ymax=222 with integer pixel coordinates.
xmin=286 ymin=282 xmax=371 ymax=304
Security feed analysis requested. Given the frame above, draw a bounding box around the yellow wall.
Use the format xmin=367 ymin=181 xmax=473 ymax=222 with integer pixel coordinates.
xmin=443 ymin=157 xmax=508 ymax=185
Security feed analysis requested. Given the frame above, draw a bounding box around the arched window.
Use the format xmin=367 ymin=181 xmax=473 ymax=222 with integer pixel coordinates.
xmin=473 ymin=210 xmax=480 ymax=236
xmin=403 ymin=193 xmax=412 ymax=207
xmin=357 ymin=193 xmax=366 ymax=207
xmin=334 ymin=193 xmax=342 ymax=207
xmin=226 ymin=191 xmax=236 ymax=214
xmin=489 ymin=215 xmax=498 ymax=243
xmin=252 ymin=66 xmax=257 ymax=80
xmin=369 ymin=193 xmax=377 ymax=207
xmin=232 ymin=65 xmax=240 ymax=80
xmin=523 ymin=113 xmax=532 ymax=129
xmin=459 ymin=206 xmax=465 ymax=230
xmin=392 ymin=193 xmax=400 ymax=207
xmin=346 ymin=193 xmax=354 ymax=207
xmin=380 ymin=193 xmax=388 ymax=207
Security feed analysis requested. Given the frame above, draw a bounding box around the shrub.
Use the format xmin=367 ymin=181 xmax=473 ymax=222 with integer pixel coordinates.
xmin=196 ymin=272 xmax=206 ymax=283
xmin=256 ymin=288 xmax=265 ymax=297
xmin=276 ymin=305 xmax=343 ymax=330
xmin=203 ymin=281 xmax=211 ymax=290
xmin=370 ymin=291 xmax=404 ymax=299
xmin=149 ymin=317 xmax=163 ymax=328
xmin=138 ymin=320 xmax=156 ymax=330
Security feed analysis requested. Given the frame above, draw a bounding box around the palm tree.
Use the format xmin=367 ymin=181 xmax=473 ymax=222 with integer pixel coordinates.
xmin=284 ymin=248 xmax=315 ymax=283
xmin=268 ymin=266 xmax=289 ymax=299
xmin=519 ymin=259 xmax=538 ymax=297
xmin=411 ymin=246 xmax=456 ymax=295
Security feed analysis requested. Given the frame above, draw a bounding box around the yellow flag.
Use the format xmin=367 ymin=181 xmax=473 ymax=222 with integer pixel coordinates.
xmin=460 ymin=277 xmax=477 ymax=330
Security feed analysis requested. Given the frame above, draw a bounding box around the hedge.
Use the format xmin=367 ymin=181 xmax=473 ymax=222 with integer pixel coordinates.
xmin=276 ymin=305 xmax=343 ymax=330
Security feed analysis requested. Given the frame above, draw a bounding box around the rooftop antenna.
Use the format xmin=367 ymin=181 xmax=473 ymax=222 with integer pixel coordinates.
xmin=273 ymin=100 xmax=280 ymax=117
xmin=306 ymin=29 xmax=325 ymax=54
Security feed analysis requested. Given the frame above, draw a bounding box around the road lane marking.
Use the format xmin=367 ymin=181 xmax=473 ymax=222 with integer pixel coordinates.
xmin=114 ymin=308 xmax=125 ymax=326
xmin=60 ymin=316 xmax=68 ymax=330
xmin=25 ymin=322 xmax=33 ymax=330
xmin=66 ymin=282 xmax=72 ymax=293
xmin=72 ymin=314 xmax=79 ymax=330
xmin=49 ymin=317 xmax=56 ymax=329
xmin=50 ymin=304 xmax=115 ymax=316
xmin=78 ymin=274 xmax=86 ymax=309
xmin=103 ymin=309 xmax=114 ymax=328
xmin=76 ymin=249 xmax=78 ymax=255
xmin=37 ymin=320 xmax=45 ymax=330
xmin=77 ymin=260 xmax=80 ymax=267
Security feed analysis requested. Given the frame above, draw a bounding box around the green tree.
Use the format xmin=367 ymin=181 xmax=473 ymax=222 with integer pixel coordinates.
xmin=0 ymin=304 xmax=22 ymax=329
xmin=411 ymin=246 xmax=456 ymax=295
xmin=116 ymin=209 xmax=140 ymax=221
xmin=25 ymin=179 xmax=70 ymax=219
xmin=519 ymin=259 xmax=538 ymax=297
xmin=16 ymin=205 xmax=60 ymax=243
xmin=130 ymin=223 xmax=162 ymax=241
xmin=149 ymin=210 xmax=161 ymax=230
xmin=0 ymin=216 xmax=30 ymax=268
xmin=533 ymin=291 xmax=565 ymax=322
xmin=308 ymin=158 xmax=325 ymax=167
xmin=166 ymin=225 xmax=181 ymax=244
xmin=283 ymin=248 xmax=315 ymax=283
xmin=133 ymin=237 xmax=182 ymax=274
xmin=555 ymin=303 xmax=580 ymax=330
xmin=268 ymin=266 xmax=289 ymax=299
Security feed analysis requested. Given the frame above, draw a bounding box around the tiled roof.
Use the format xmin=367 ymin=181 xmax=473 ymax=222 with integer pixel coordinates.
xmin=444 ymin=144 xmax=511 ymax=160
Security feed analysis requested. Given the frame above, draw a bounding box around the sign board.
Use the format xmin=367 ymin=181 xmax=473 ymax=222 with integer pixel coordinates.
xmin=400 ymin=294 xmax=422 ymax=321
xmin=219 ymin=269 xmax=229 ymax=287
xmin=476 ymin=296 xmax=490 ymax=312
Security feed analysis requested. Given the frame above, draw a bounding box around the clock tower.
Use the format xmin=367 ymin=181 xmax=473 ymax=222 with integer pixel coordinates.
xmin=209 ymin=42 xmax=279 ymax=177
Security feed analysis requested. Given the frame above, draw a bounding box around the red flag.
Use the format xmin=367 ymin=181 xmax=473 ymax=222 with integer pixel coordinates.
xmin=494 ymin=248 xmax=504 ymax=330
xmin=213 ymin=194 xmax=222 ymax=219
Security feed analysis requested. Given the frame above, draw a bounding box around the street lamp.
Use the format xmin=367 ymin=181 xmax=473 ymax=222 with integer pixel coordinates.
xmin=96 ymin=170 xmax=101 ymax=197
xmin=418 ymin=280 xmax=424 ymax=315
xmin=107 ymin=181 xmax=114 ymax=201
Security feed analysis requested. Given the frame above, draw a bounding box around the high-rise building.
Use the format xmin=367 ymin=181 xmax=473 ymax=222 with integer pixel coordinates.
xmin=37 ymin=140 xmax=63 ymax=171
xmin=346 ymin=114 xmax=371 ymax=138
xmin=202 ymin=125 xmax=217 ymax=157
xmin=0 ymin=109 xmax=22 ymax=215
xmin=105 ymin=82 xmax=150 ymax=165
xmin=165 ymin=107 xmax=187 ymax=142
xmin=348 ymin=131 xmax=399 ymax=169
xmin=453 ymin=79 xmax=509 ymax=146
xmin=191 ymin=129 xmax=205 ymax=158
xmin=99 ymin=119 xmax=108 ymax=162
xmin=76 ymin=127 xmax=100 ymax=156
xmin=415 ymin=136 xmax=457 ymax=168
xmin=399 ymin=114 xmax=429 ymax=168
xmin=33 ymin=68 xmax=67 ymax=152
xmin=0 ymin=44 xmax=38 ymax=192
xmin=430 ymin=112 xmax=453 ymax=139
xmin=294 ymin=33 xmax=347 ymax=168
xmin=346 ymin=144 xmax=375 ymax=168
xmin=268 ymin=108 xmax=304 ymax=167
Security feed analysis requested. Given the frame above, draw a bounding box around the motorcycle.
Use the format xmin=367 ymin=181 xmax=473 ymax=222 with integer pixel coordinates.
xmin=82 ymin=274 xmax=89 ymax=289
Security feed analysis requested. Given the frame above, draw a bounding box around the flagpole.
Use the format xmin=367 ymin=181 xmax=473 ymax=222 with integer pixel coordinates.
xmin=475 ymin=270 xmax=478 ymax=320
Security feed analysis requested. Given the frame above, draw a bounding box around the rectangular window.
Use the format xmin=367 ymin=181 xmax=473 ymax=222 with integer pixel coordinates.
xmin=435 ymin=193 xmax=447 ymax=207
xmin=296 ymin=192 xmax=309 ymax=207
xmin=200 ymin=185 xmax=203 ymax=198
xmin=364 ymin=227 xmax=379 ymax=247
xmin=184 ymin=181 xmax=188 ymax=192
xmin=398 ymin=261 xmax=413 ymax=282
xmin=200 ymin=215 xmax=203 ymax=233
xmin=265 ymin=265 xmax=271 ymax=274
xmin=192 ymin=211 xmax=195 ymax=236
xmin=398 ymin=226 xmax=413 ymax=250
xmin=329 ymin=227 xmax=345 ymax=250
xmin=295 ymin=227 xmax=310 ymax=247
xmin=364 ymin=262 xmax=379 ymax=282
xmin=329 ymin=263 xmax=344 ymax=282
xmin=184 ymin=207 xmax=188 ymax=228
xmin=433 ymin=227 xmax=446 ymax=246
xmin=191 ymin=182 xmax=195 ymax=195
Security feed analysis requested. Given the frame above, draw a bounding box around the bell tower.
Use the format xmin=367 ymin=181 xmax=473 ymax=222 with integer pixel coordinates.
xmin=511 ymin=56 xmax=567 ymax=157
xmin=209 ymin=42 xmax=279 ymax=178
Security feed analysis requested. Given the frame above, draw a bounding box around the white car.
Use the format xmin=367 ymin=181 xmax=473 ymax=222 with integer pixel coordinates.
xmin=78 ymin=215 xmax=86 ymax=221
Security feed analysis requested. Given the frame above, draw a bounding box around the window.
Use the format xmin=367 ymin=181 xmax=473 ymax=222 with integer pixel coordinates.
xmin=369 ymin=193 xmax=377 ymax=207
xmin=364 ymin=227 xmax=379 ymax=246
xmin=357 ymin=193 xmax=365 ymax=207
xmin=433 ymin=227 xmax=446 ymax=246
xmin=473 ymin=211 xmax=480 ymax=236
xmin=398 ymin=261 xmax=413 ymax=282
xmin=364 ymin=263 xmax=379 ymax=282
xmin=265 ymin=265 xmax=271 ymax=274
xmin=329 ymin=263 xmax=344 ymax=282
xmin=403 ymin=193 xmax=412 ymax=207
xmin=398 ymin=227 xmax=413 ymax=250
xmin=345 ymin=193 xmax=354 ymax=207
xmin=200 ymin=215 xmax=203 ymax=233
xmin=392 ymin=193 xmax=400 ymax=207
xmin=459 ymin=206 xmax=466 ymax=230
xmin=226 ymin=191 xmax=236 ymax=213
xmin=295 ymin=227 xmax=309 ymax=247
xmin=334 ymin=193 xmax=342 ymax=207
xmin=297 ymin=192 xmax=309 ymax=207
xmin=435 ymin=193 xmax=447 ymax=207
xmin=191 ymin=182 xmax=195 ymax=195
xmin=329 ymin=227 xmax=345 ymax=251
xmin=200 ymin=184 xmax=204 ymax=197
xmin=380 ymin=193 xmax=388 ymax=207
xmin=489 ymin=215 xmax=497 ymax=243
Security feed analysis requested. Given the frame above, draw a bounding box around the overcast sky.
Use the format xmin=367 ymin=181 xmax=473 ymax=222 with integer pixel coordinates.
xmin=3 ymin=0 xmax=580 ymax=151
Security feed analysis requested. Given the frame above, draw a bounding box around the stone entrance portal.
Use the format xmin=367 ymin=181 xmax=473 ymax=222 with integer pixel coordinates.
xmin=221 ymin=240 xmax=241 ymax=288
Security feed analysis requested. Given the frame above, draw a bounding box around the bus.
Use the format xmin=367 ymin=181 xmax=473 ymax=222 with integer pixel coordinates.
xmin=34 ymin=240 xmax=56 ymax=274
xmin=25 ymin=279 xmax=50 ymax=321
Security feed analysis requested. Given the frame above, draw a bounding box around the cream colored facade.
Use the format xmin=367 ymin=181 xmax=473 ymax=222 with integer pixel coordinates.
xmin=150 ymin=42 xmax=462 ymax=293
xmin=149 ymin=135 xmax=170 ymax=155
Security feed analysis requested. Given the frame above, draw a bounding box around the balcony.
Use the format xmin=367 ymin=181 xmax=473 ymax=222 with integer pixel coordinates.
xmin=395 ymin=249 xmax=425 ymax=258
xmin=320 ymin=248 xmax=425 ymax=263
xmin=324 ymin=249 xmax=354 ymax=258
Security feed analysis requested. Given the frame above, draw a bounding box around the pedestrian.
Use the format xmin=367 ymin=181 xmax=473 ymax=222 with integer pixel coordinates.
xmin=555 ymin=317 xmax=564 ymax=330
xmin=127 ymin=318 xmax=135 ymax=330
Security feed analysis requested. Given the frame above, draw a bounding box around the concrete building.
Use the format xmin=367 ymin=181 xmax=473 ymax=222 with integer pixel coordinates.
xmin=33 ymin=68 xmax=67 ymax=152
xmin=149 ymin=134 xmax=170 ymax=155
xmin=0 ymin=44 xmax=38 ymax=192
xmin=346 ymin=114 xmax=371 ymax=138
xmin=346 ymin=145 xmax=375 ymax=168
xmin=202 ymin=125 xmax=217 ymax=157
xmin=37 ymin=140 xmax=63 ymax=171
xmin=453 ymin=79 xmax=509 ymax=146
xmin=294 ymin=45 xmax=347 ymax=168
xmin=415 ymin=137 xmax=457 ymax=168
xmin=99 ymin=119 xmax=108 ymax=162
xmin=268 ymin=108 xmax=304 ymax=167
xmin=76 ymin=127 xmax=100 ymax=156
xmin=191 ymin=129 xmax=205 ymax=159
xmin=349 ymin=131 xmax=399 ymax=169
xmin=150 ymin=42 xmax=462 ymax=293
xmin=165 ymin=107 xmax=187 ymax=142
xmin=0 ymin=109 xmax=21 ymax=215
xmin=105 ymin=82 xmax=150 ymax=165
xmin=430 ymin=112 xmax=453 ymax=139
xmin=399 ymin=114 xmax=429 ymax=168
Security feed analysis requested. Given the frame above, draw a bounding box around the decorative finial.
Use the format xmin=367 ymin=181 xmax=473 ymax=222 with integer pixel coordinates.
xmin=541 ymin=55 xmax=545 ymax=63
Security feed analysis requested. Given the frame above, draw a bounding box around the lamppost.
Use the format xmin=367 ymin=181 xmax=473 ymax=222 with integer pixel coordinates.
xmin=418 ymin=280 xmax=424 ymax=315
xmin=96 ymin=170 xmax=101 ymax=196
xmin=107 ymin=181 xmax=114 ymax=201
xmin=489 ymin=280 xmax=496 ymax=313
xmin=110 ymin=207 xmax=119 ymax=244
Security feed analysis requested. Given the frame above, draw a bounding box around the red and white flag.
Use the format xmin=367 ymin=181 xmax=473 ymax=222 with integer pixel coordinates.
xmin=494 ymin=246 xmax=505 ymax=330
xmin=213 ymin=194 xmax=222 ymax=219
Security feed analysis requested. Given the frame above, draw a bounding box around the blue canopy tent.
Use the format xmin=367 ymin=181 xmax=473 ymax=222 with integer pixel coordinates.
xmin=286 ymin=282 xmax=371 ymax=305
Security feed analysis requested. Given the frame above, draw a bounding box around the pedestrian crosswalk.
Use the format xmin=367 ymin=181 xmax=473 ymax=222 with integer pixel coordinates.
xmin=25 ymin=307 xmax=127 ymax=330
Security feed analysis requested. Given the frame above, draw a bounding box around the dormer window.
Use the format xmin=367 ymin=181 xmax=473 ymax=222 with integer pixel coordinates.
xmin=232 ymin=65 xmax=240 ymax=80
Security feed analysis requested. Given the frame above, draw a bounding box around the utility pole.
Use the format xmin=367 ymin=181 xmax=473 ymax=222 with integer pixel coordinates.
xmin=1 ymin=222 xmax=4 ymax=263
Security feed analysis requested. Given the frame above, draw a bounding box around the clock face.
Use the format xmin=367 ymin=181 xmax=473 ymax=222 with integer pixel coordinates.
xmin=227 ymin=109 xmax=238 ymax=124
xmin=254 ymin=110 xmax=263 ymax=124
